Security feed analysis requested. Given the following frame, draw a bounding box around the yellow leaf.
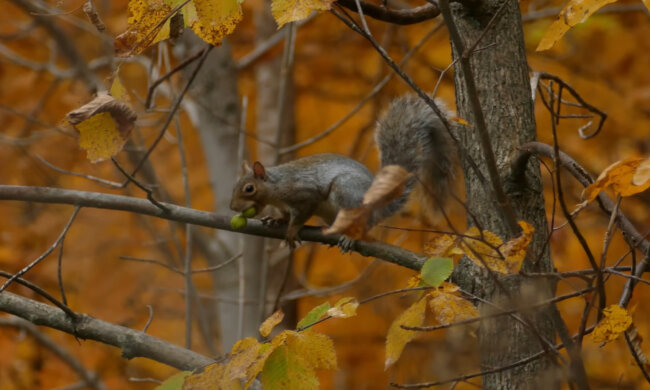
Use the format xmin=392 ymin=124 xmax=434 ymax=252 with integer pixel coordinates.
xmin=286 ymin=330 xmax=337 ymax=370
xmin=424 ymin=234 xmax=457 ymax=258
xmin=182 ymin=362 xmax=240 ymax=390
xmin=385 ymin=297 xmax=427 ymax=369
xmin=428 ymin=286 xmax=478 ymax=326
xmin=406 ymin=275 xmax=422 ymax=288
xmin=583 ymin=157 xmax=650 ymax=201
xmin=592 ymin=305 xmax=632 ymax=344
xmin=271 ymin=0 xmax=334 ymax=28
xmin=190 ymin=0 xmax=242 ymax=46
xmin=261 ymin=345 xmax=318 ymax=390
xmin=536 ymin=0 xmax=617 ymax=51
xmin=260 ymin=310 xmax=285 ymax=338
xmin=459 ymin=227 xmax=509 ymax=274
xmin=110 ymin=75 xmax=129 ymax=103
xmin=643 ymin=0 xmax=650 ymax=12
xmin=115 ymin=0 xmax=173 ymax=57
xmin=67 ymin=94 xmax=137 ymax=163
xmin=501 ymin=221 xmax=535 ymax=273
xmin=327 ymin=297 xmax=358 ymax=318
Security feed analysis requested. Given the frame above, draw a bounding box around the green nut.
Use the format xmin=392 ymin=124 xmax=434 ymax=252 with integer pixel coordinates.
xmin=242 ymin=206 xmax=257 ymax=218
xmin=230 ymin=215 xmax=247 ymax=229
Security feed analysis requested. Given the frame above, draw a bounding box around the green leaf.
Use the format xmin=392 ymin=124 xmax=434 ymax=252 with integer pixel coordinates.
xmin=155 ymin=371 xmax=191 ymax=390
xmin=420 ymin=257 xmax=453 ymax=287
xmin=296 ymin=301 xmax=330 ymax=329
xmin=261 ymin=345 xmax=319 ymax=390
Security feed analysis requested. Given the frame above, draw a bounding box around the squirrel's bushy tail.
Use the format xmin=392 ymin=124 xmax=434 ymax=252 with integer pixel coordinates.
xmin=374 ymin=95 xmax=455 ymax=221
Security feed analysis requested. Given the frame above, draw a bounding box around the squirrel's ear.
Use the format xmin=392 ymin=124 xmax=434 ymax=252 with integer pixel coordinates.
xmin=252 ymin=161 xmax=267 ymax=180
xmin=241 ymin=161 xmax=252 ymax=174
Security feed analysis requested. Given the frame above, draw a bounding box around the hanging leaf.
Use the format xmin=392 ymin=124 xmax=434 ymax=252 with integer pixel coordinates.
xmin=114 ymin=0 xmax=173 ymax=57
xmin=66 ymin=94 xmax=137 ymax=163
xmin=385 ymin=297 xmax=427 ymax=369
xmin=271 ymin=0 xmax=335 ymax=28
xmin=260 ymin=310 xmax=285 ymax=338
xmin=190 ymin=0 xmax=242 ymax=46
xmin=536 ymin=0 xmax=617 ymax=51
xmin=583 ymin=157 xmax=650 ymax=201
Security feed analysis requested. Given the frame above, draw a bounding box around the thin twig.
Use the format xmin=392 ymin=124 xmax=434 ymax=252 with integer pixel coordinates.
xmin=1 ymin=206 xmax=81 ymax=292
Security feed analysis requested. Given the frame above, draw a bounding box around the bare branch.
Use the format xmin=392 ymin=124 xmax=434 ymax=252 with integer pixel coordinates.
xmin=0 ymin=291 xmax=214 ymax=371
xmin=0 ymin=185 xmax=428 ymax=270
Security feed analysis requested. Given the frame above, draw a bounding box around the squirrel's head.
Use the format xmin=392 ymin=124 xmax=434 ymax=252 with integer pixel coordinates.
xmin=230 ymin=161 xmax=268 ymax=214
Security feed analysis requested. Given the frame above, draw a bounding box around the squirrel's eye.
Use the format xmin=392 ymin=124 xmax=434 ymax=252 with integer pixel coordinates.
xmin=244 ymin=184 xmax=255 ymax=194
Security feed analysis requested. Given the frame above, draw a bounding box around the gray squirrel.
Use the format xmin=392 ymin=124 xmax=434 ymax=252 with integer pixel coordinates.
xmin=230 ymin=95 xmax=455 ymax=248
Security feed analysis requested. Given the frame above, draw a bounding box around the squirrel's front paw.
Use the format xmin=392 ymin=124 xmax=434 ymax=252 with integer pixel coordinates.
xmin=261 ymin=216 xmax=287 ymax=227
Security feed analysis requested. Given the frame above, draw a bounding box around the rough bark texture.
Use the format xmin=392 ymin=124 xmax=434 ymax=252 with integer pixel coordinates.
xmin=447 ymin=0 xmax=558 ymax=388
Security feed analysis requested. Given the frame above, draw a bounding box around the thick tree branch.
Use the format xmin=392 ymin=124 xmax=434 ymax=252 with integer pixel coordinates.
xmin=337 ymin=0 xmax=441 ymax=25
xmin=0 ymin=291 xmax=213 ymax=370
xmin=0 ymin=185 xmax=427 ymax=270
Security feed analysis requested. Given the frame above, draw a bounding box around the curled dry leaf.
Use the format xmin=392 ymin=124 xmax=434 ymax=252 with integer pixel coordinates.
xmin=583 ymin=157 xmax=650 ymax=202
xmin=67 ymin=94 xmax=137 ymax=163
xmin=536 ymin=0 xmax=616 ymax=51
xmin=322 ymin=207 xmax=369 ymax=239
xmin=362 ymin=165 xmax=410 ymax=208
xmin=324 ymin=165 xmax=408 ymax=239
xmin=327 ymin=297 xmax=358 ymax=319
xmin=259 ymin=310 xmax=284 ymax=338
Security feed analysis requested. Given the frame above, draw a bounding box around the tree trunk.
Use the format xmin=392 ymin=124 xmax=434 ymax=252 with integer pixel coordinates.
xmin=447 ymin=0 xmax=558 ymax=388
xmin=183 ymin=33 xmax=265 ymax=352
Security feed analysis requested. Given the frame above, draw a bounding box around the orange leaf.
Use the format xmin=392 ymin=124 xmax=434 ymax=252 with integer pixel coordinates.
xmin=583 ymin=157 xmax=650 ymax=202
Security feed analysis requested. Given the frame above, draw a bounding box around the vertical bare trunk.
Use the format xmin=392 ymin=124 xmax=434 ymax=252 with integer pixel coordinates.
xmin=183 ymin=33 xmax=264 ymax=351
xmin=253 ymin=0 xmax=297 ymax=324
xmin=448 ymin=0 xmax=558 ymax=387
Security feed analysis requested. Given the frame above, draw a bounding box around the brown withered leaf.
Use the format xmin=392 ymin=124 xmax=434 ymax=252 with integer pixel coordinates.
xmin=67 ymin=94 xmax=137 ymax=163
xmin=362 ymin=165 xmax=410 ymax=208
xmin=259 ymin=310 xmax=284 ymax=338
xmin=324 ymin=165 xmax=408 ymax=239
xmin=322 ymin=207 xmax=369 ymax=239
